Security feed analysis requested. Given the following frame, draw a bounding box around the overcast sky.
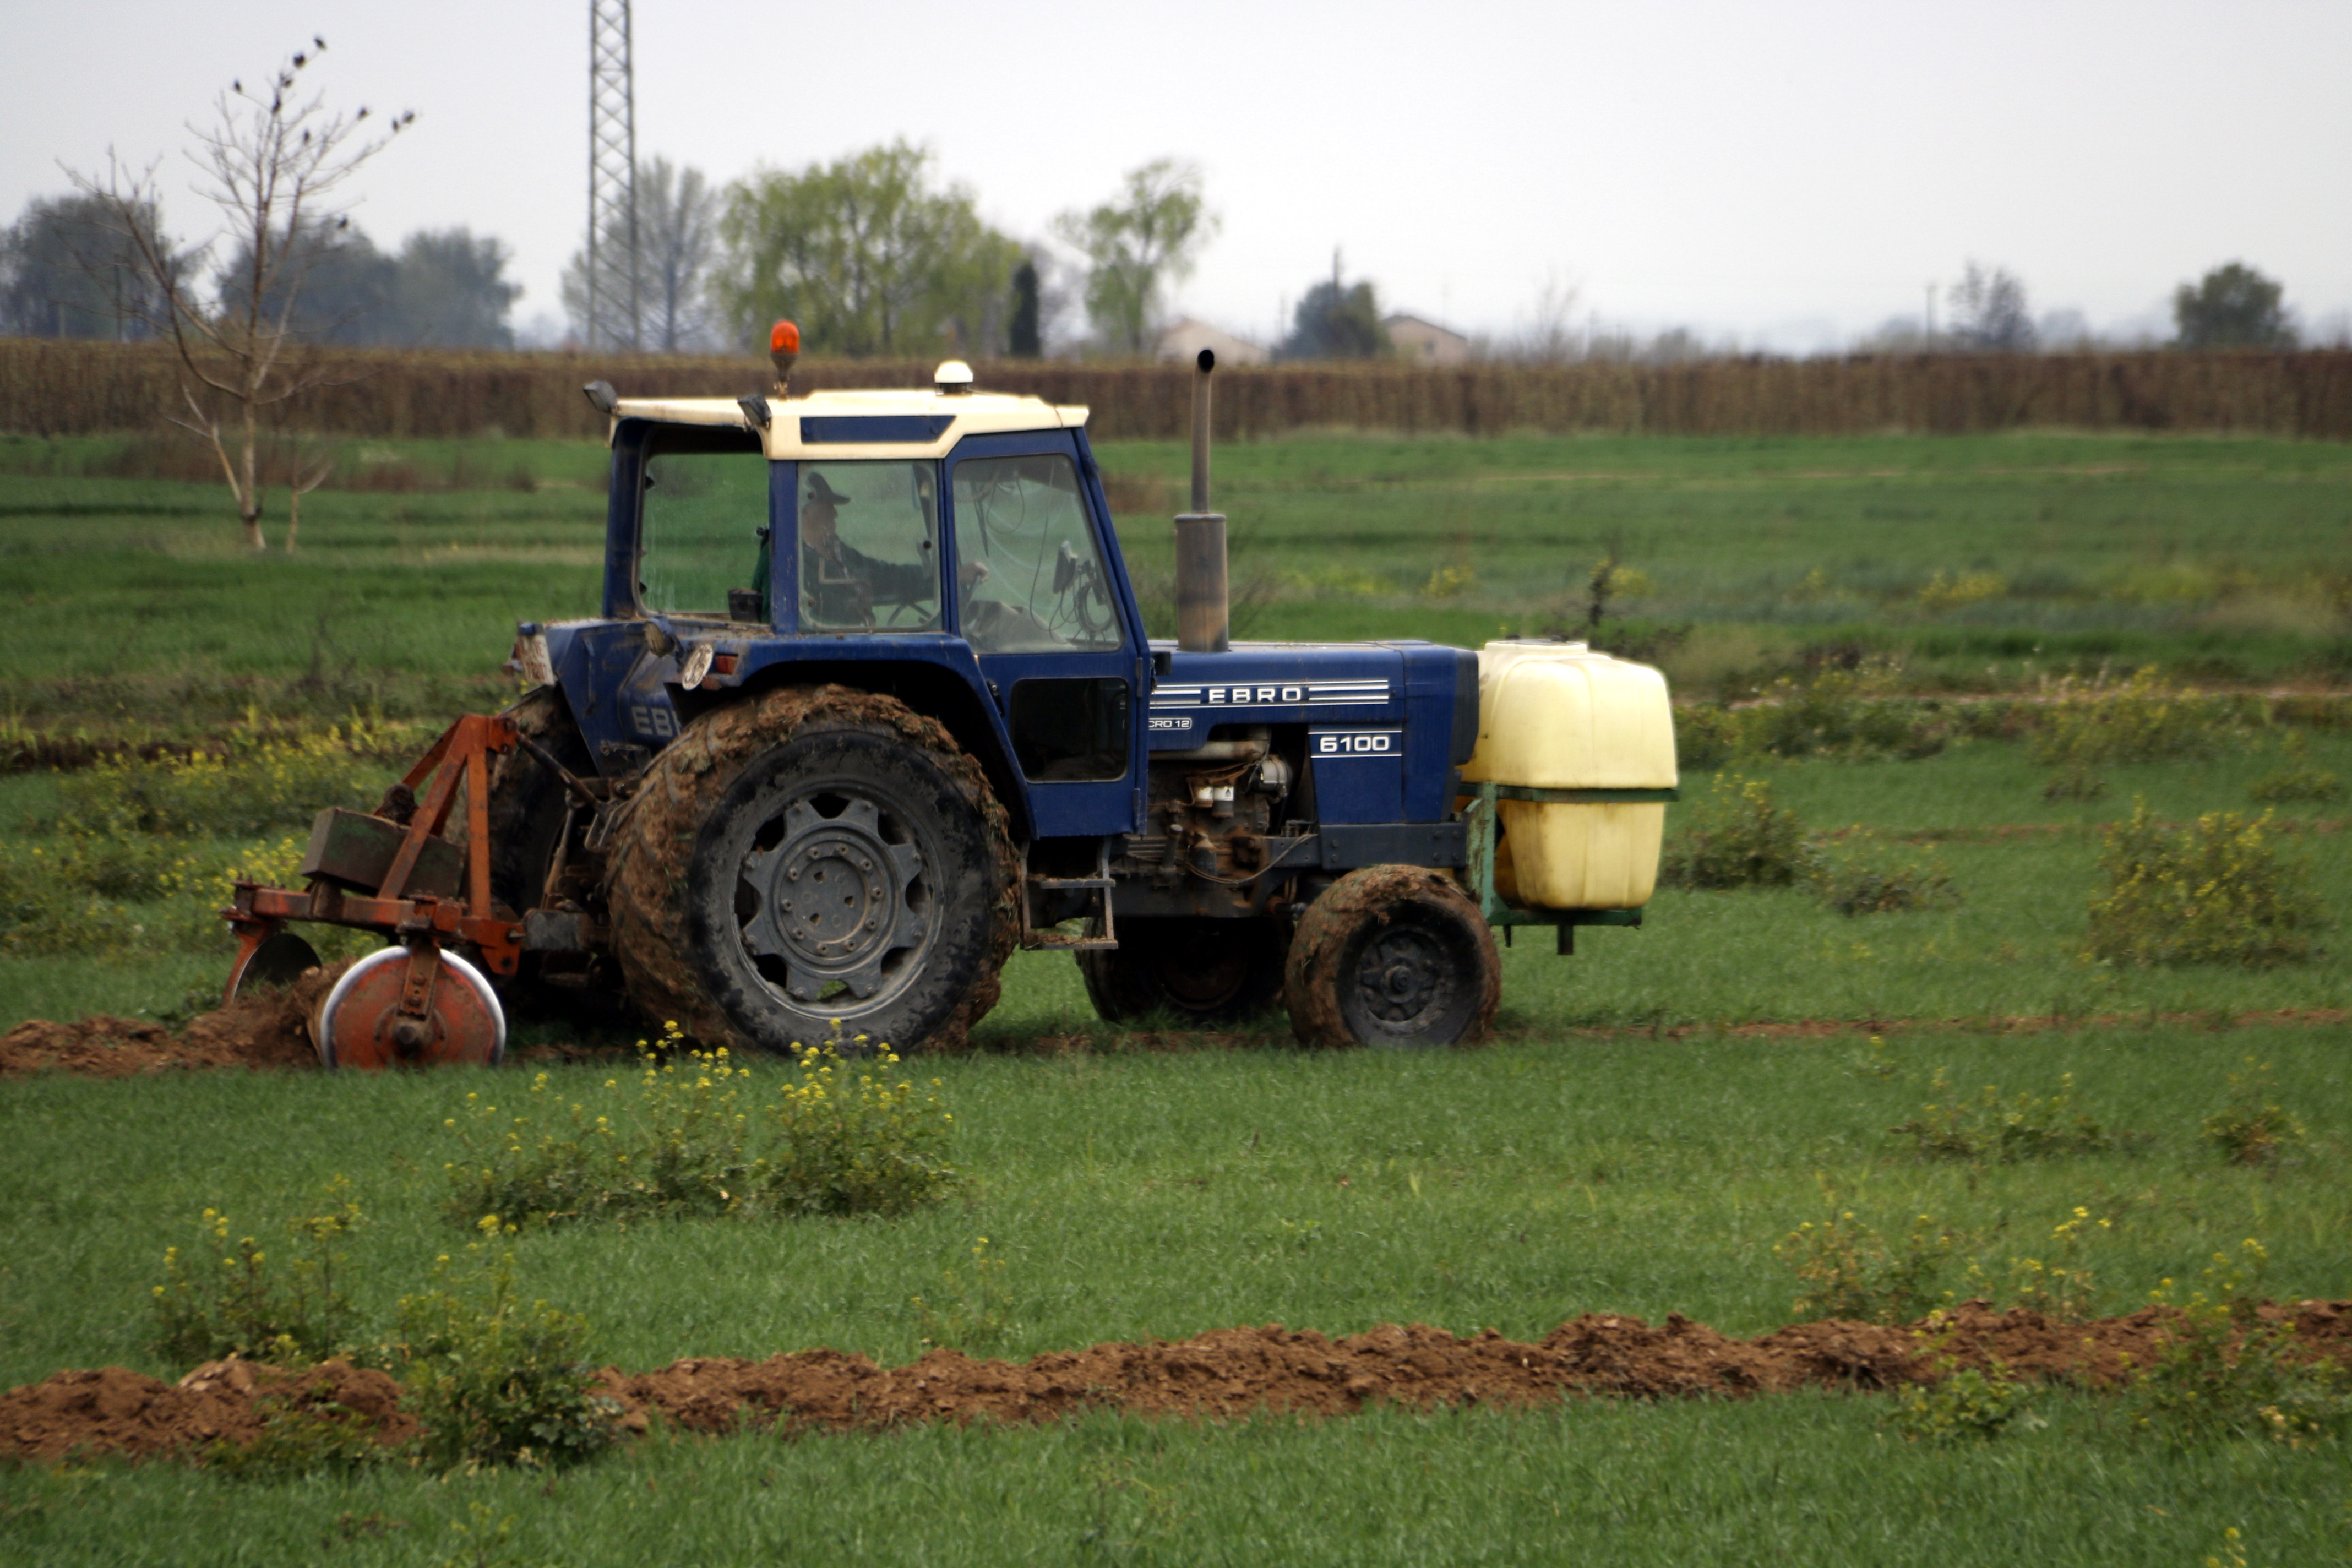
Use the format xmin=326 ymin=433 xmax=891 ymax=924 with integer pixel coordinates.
xmin=7 ymin=0 xmax=2348 ymax=353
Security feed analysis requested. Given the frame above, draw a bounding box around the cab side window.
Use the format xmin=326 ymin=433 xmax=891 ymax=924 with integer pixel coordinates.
xmin=639 ymin=429 xmax=766 ymax=618
xmin=951 ymin=455 xmax=1122 ymax=654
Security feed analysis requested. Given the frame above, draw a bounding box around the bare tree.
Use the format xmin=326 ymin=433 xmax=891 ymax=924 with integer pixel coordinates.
xmin=1946 ymin=262 xmax=2035 ymax=352
xmin=1514 ymin=272 xmax=1582 ymax=363
xmin=70 ymin=40 xmax=411 ymax=550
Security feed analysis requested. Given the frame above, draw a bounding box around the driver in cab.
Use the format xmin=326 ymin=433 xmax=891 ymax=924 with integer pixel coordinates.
xmin=799 ymin=471 xmax=936 ymax=627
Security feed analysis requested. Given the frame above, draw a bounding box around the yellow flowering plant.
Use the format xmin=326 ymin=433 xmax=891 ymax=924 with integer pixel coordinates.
xmin=150 ymin=1177 xmax=364 ymax=1368
xmin=2083 ymin=801 xmax=2324 ymax=968
xmin=442 ymin=1023 xmax=960 ymax=1228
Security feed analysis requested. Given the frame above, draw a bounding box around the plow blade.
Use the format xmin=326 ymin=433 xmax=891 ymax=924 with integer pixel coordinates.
xmin=312 ymin=945 xmax=505 ymax=1070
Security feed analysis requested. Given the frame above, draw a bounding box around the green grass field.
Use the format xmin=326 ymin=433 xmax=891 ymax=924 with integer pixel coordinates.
xmin=2 ymin=428 xmax=2348 ymax=744
xmin=3 ymin=429 xmax=2349 ymax=1564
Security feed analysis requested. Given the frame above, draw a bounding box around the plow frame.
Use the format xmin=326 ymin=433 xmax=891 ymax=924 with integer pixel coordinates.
xmin=222 ymin=713 xmax=531 ymax=1005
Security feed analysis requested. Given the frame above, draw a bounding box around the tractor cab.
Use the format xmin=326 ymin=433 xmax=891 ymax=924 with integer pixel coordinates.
xmin=550 ymin=360 xmax=1152 ymax=841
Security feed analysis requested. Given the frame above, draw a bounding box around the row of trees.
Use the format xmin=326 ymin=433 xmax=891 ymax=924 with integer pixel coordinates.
xmin=1854 ymin=260 xmax=2304 ymax=354
xmin=0 ymin=199 xmax=520 ymax=350
xmin=557 ymin=144 xmax=1216 ymax=358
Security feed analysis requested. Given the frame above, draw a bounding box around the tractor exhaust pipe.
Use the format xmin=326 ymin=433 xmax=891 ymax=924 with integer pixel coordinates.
xmin=1173 ymin=347 xmax=1229 ymax=654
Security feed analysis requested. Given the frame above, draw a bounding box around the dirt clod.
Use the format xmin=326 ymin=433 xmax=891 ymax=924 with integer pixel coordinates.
xmin=0 ymin=1358 xmax=413 ymax=1463
xmin=0 ymin=964 xmax=347 ymax=1077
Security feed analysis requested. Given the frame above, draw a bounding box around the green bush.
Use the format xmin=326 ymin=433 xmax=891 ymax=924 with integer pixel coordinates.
xmin=443 ymin=1029 xmax=962 ymax=1228
xmin=1774 ymin=1206 xmax=1952 ymax=1325
xmin=1887 ymin=1354 xmax=2039 ymax=1444
xmin=392 ymin=1227 xmax=620 ymax=1471
xmin=151 ymin=1183 xmax=365 ymax=1369
xmin=0 ymin=831 xmax=311 ymax=957
xmin=2127 ymin=1240 xmax=2349 ymax=1447
xmin=2083 ymin=802 xmax=2326 ymax=968
xmin=1887 ymin=1072 xmax=2111 ymax=1163
xmin=1660 ymin=773 xmax=1817 ymax=889
xmin=1673 ymin=701 xmax=1740 ymax=771
xmin=2028 ymin=667 xmax=2231 ymax=768
xmin=2040 ymin=761 xmax=2109 ymax=802
xmin=1812 ymin=842 xmax=1959 ymax=916
xmin=204 ymin=1395 xmax=389 ymax=1481
xmin=1745 ymin=668 xmax=1946 ymax=761
xmin=2200 ymin=1058 xmax=2308 ymax=1167
xmin=0 ymin=847 xmax=141 ymax=956
xmin=55 ymin=721 xmax=401 ymax=839
xmin=2248 ymin=737 xmax=2343 ymax=804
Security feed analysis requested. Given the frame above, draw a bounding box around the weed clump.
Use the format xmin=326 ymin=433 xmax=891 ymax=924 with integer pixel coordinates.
xmin=911 ymin=1235 xmax=1015 ymax=1351
xmin=1661 ymin=773 xmax=1816 ymax=889
xmin=204 ymin=1393 xmax=389 ymax=1481
xmin=2029 ymin=667 xmax=2229 ymax=769
xmin=443 ymin=1027 xmax=961 ymax=1228
xmin=2200 ymin=1058 xmax=2307 ymax=1167
xmin=2247 ymin=735 xmax=2343 ymax=804
xmin=1992 ymin=1206 xmax=2114 ymax=1318
xmin=1775 ymin=1206 xmax=1952 ymax=1324
xmin=2127 ymin=1240 xmax=2349 ymax=1447
xmin=1888 ymin=1351 xmax=2039 ymax=1444
xmin=1812 ymin=842 xmax=1959 ymax=916
xmin=391 ymin=1221 xmax=622 ymax=1470
xmin=56 ymin=718 xmax=406 ymax=838
xmin=1673 ymin=701 xmax=1740 ymax=772
xmin=2083 ymin=801 xmax=2324 ymax=968
xmin=151 ymin=1182 xmax=364 ymax=1368
xmin=1888 ymin=1071 xmax=2111 ymax=1163
xmin=1744 ymin=667 xmax=1946 ymax=761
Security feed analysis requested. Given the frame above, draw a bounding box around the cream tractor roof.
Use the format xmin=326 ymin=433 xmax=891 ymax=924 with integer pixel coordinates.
xmin=608 ymin=382 xmax=1091 ymax=463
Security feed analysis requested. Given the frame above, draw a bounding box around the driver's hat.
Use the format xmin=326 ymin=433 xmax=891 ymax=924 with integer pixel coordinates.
xmin=805 ymin=472 xmax=853 ymax=508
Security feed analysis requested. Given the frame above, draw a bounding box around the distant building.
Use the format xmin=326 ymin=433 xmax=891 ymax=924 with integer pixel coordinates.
xmin=1383 ymin=314 xmax=1472 ymax=367
xmin=1154 ymin=317 xmax=1270 ymax=367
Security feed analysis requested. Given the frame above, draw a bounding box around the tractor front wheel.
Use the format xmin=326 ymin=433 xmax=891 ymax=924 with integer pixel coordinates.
xmin=1283 ymin=867 xmax=1499 ymax=1048
xmin=606 ymin=687 xmax=1017 ymax=1054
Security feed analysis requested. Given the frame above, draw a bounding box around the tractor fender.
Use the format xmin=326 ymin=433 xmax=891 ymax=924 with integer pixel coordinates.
xmin=676 ymin=651 xmax=1032 ymax=843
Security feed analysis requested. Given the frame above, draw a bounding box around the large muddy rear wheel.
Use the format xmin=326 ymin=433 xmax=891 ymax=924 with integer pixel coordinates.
xmin=606 ymin=687 xmax=1017 ymax=1053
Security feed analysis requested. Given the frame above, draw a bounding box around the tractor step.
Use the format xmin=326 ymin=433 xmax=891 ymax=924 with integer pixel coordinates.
xmin=1019 ymin=841 xmax=1117 ymax=951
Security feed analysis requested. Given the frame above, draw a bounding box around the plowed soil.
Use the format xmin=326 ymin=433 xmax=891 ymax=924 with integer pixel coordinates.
xmin=0 ymin=1358 xmax=412 ymax=1462
xmin=0 ymin=965 xmax=349 ymax=1078
xmin=7 ymin=1299 xmax=2344 ymax=1462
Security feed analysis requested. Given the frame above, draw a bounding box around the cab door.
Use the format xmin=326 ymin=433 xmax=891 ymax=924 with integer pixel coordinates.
xmin=943 ymin=432 xmax=1142 ymax=837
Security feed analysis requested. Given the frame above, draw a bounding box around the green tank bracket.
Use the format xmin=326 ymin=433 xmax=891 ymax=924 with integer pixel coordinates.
xmin=1456 ymin=779 xmax=1680 ymax=951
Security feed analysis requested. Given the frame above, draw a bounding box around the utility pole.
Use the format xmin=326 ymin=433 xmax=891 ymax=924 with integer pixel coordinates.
xmin=1924 ymin=281 xmax=1936 ymax=350
xmin=586 ymin=0 xmax=641 ymax=351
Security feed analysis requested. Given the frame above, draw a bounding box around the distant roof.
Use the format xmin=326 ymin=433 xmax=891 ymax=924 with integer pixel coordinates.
xmin=1382 ymin=313 xmax=1468 ymax=341
xmin=608 ymin=385 xmax=1088 ymax=460
xmin=1156 ymin=317 xmax=1271 ymax=365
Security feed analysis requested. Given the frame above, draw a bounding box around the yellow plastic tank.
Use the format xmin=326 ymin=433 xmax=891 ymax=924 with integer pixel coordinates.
xmin=1459 ymin=641 xmax=1677 ymax=910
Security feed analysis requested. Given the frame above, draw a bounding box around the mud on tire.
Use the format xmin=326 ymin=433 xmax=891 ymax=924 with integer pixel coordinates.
xmin=604 ymin=685 xmax=1017 ymax=1053
xmin=1284 ymin=866 xmax=1499 ymax=1049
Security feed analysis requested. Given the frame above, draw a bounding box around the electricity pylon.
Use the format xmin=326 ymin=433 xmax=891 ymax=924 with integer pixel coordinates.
xmin=586 ymin=0 xmax=640 ymax=350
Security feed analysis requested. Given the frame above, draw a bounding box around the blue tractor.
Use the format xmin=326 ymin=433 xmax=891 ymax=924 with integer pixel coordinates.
xmin=226 ymin=329 xmax=1673 ymax=1066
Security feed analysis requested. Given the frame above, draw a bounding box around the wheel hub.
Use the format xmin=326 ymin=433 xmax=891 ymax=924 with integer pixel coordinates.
xmin=1356 ymin=929 xmax=1450 ymax=1027
xmin=741 ymin=796 xmax=926 ymax=1006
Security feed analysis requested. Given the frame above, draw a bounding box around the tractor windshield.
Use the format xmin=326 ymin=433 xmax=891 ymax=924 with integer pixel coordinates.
xmin=951 ymin=454 xmax=1122 ymax=653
